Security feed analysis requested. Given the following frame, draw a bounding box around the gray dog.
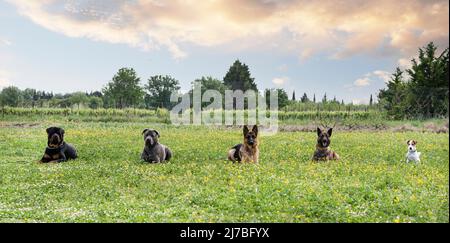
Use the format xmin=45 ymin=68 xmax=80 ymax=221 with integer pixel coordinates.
xmin=141 ymin=129 xmax=172 ymax=163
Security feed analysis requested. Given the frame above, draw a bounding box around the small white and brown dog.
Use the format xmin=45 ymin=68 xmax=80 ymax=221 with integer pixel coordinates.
xmin=406 ymin=140 xmax=421 ymax=163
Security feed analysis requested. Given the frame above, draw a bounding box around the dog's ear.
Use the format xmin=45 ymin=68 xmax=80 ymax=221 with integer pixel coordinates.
xmin=153 ymin=130 xmax=160 ymax=138
xmin=142 ymin=129 xmax=149 ymax=135
xmin=46 ymin=127 xmax=61 ymax=135
xmin=317 ymin=127 xmax=322 ymax=136
xmin=327 ymin=128 xmax=333 ymax=137
xmin=243 ymin=125 xmax=249 ymax=136
xmin=412 ymin=140 xmax=417 ymax=145
xmin=406 ymin=140 xmax=411 ymax=145
xmin=59 ymin=128 xmax=65 ymax=136
xmin=252 ymin=125 xmax=258 ymax=136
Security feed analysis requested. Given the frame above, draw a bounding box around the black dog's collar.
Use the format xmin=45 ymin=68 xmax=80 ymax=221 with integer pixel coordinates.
xmin=46 ymin=142 xmax=66 ymax=152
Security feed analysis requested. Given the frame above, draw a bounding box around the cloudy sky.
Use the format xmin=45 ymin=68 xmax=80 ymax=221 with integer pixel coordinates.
xmin=0 ymin=0 xmax=448 ymax=104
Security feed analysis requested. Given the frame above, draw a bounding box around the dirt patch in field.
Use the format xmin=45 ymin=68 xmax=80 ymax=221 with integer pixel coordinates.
xmin=279 ymin=122 xmax=449 ymax=133
xmin=193 ymin=121 xmax=449 ymax=133
xmin=279 ymin=125 xmax=388 ymax=133
xmin=391 ymin=122 xmax=448 ymax=133
xmin=0 ymin=122 xmax=41 ymax=128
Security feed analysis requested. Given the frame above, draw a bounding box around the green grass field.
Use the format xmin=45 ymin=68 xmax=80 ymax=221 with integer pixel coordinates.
xmin=0 ymin=121 xmax=448 ymax=222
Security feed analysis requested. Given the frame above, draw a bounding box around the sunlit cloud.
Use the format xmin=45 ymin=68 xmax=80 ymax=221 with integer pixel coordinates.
xmin=372 ymin=70 xmax=391 ymax=83
xmin=5 ymin=0 xmax=449 ymax=60
xmin=272 ymin=77 xmax=290 ymax=86
xmin=353 ymin=70 xmax=391 ymax=87
xmin=354 ymin=77 xmax=371 ymax=87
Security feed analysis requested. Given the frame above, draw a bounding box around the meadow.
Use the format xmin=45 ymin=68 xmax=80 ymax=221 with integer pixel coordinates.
xmin=0 ymin=117 xmax=448 ymax=223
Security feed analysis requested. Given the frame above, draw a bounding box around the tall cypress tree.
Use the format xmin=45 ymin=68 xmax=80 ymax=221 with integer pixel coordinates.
xmin=322 ymin=93 xmax=328 ymax=103
xmin=301 ymin=93 xmax=309 ymax=103
xmin=223 ymin=60 xmax=258 ymax=92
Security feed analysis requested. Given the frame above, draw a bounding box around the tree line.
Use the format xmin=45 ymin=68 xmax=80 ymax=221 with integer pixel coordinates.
xmin=1 ymin=42 xmax=448 ymax=119
xmin=0 ymin=60 xmax=254 ymax=110
xmin=378 ymin=42 xmax=449 ymax=119
xmin=0 ymin=59 xmax=369 ymax=111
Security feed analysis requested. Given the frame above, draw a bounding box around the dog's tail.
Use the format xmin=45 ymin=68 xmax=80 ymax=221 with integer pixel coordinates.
xmin=165 ymin=147 xmax=172 ymax=161
xmin=228 ymin=144 xmax=242 ymax=162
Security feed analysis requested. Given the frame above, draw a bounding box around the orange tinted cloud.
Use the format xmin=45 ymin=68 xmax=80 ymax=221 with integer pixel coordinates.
xmin=6 ymin=0 xmax=449 ymax=60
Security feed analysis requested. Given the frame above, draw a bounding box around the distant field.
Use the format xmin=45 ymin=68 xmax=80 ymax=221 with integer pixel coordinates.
xmin=1 ymin=107 xmax=449 ymax=132
xmin=0 ymin=121 xmax=448 ymax=222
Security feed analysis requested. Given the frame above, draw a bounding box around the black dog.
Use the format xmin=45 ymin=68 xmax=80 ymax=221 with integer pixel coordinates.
xmin=141 ymin=129 xmax=172 ymax=163
xmin=40 ymin=127 xmax=78 ymax=163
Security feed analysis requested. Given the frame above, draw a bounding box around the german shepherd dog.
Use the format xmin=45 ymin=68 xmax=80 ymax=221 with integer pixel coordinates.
xmin=40 ymin=127 xmax=78 ymax=163
xmin=312 ymin=127 xmax=339 ymax=161
xmin=228 ymin=125 xmax=259 ymax=163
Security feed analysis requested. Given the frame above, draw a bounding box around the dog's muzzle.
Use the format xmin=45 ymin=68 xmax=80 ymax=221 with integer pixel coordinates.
xmin=49 ymin=134 xmax=61 ymax=146
xmin=145 ymin=137 xmax=154 ymax=146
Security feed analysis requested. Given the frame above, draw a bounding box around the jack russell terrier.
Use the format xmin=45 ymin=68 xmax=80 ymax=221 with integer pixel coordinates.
xmin=406 ymin=140 xmax=421 ymax=163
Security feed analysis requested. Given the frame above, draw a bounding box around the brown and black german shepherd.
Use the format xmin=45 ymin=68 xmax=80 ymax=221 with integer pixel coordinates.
xmin=312 ymin=127 xmax=339 ymax=161
xmin=228 ymin=125 xmax=259 ymax=163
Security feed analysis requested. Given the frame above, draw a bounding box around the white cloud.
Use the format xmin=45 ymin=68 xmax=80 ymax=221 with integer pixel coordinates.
xmin=272 ymin=76 xmax=290 ymax=86
xmin=354 ymin=77 xmax=371 ymax=87
xmin=397 ymin=56 xmax=418 ymax=69
xmin=299 ymin=48 xmax=314 ymax=61
xmin=353 ymin=70 xmax=391 ymax=88
xmin=5 ymin=0 xmax=448 ymax=60
xmin=0 ymin=38 xmax=12 ymax=46
xmin=373 ymin=70 xmax=391 ymax=83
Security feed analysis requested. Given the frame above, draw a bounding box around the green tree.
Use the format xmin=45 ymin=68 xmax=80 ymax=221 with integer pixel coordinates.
xmin=322 ymin=93 xmax=328 ymax=104
xmin=292 ymin=90 xmax=296 ymax=101
xmin=369 ymin=94 xmax=373 ymax=106
xmin=22 ymin=88 xmax=39 ymax=108
xmin=69 ymin=92 xmax=89 ymax=109
xmin=0 ymin=86 xmax=22 ymax=107
xmin=103 ymin=68 xmax=144 ymax=109
xmin=194 ymin=76 xmax=227 ymax=95
xmin=223 ymin=60 xmax=258 ymax=91
xmin=332 ymin=96 xmax=338 ymax=103
xmin=191 ymin=77 xmax=227 ymax=108
xmin=51 ymin=97 xmax=71 ymax=108
xmin=406 ymin=42 xmax=449 ymax=117
xmin=301 ymin=93 xmax=309 ymax=103
xmin=145 ymin=75 xmax=180 ymax=109
xmin=88 ymin=96 xmax=104 ymax=109
xmin=378 ymin=68 xmax=407 ymax=118
xmin=265 ymin=88 xmax=289 ymax=109
xmin=379 ymin=42 xmax=449 ymax=119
